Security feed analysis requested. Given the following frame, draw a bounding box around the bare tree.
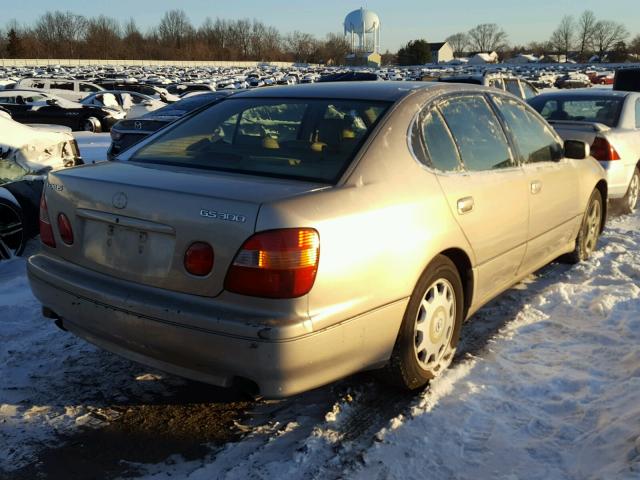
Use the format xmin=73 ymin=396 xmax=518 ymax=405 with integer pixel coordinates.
xmin=286 ymin=31 xmax=319 ymax=63
xmin=34 ymin=11 xmax=87 ymax=57
xmin=592 ymin=20 xmax=629 ymax=60
xmin=445 ymin=32 xmax=469 ymax=57
xmin=549 ymin=15 xmax=575 ymax=62
xmin=321 ymin=32 xmax=350 ymax=64
xmin=84 ymin=16 xmax=121 ymax=59
xmin=576 ymin=10 xmax=597 ymax=61
xmin=630 ymin=34 xmax=640 ymax=59
xmin=467 ymin=24 xmax=508 ymax=52
xmin=158 ymin=9 xmax=193 ymax=49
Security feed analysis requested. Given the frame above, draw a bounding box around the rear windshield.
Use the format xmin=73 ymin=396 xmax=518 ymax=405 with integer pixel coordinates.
xmin=151 ymin=93 xmax=227 ymax=117
xmin=128 ymin=98 xmax=390 ymax=183
xmin=529 ymin=95 xmax=623 ymax=127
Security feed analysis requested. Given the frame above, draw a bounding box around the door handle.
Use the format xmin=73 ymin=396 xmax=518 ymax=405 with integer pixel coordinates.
xmin=457 ymin=196 xmax=474 ymax=215
xmin=530 ymin=180 xmax=542 ymax=195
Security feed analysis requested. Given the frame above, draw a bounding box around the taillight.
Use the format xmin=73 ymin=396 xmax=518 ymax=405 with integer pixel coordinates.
xmin=225 ymin=228 xmax=320 ymax=299
xmin=57 ymin=213 xmax=74 ymax=245
xmin=39 ymin=193 xmax=56 ymax=248
xmin=591 ymin=137 xmax=620 ymax=161
xmin=184 ymin=242 xmax=214 ymax=276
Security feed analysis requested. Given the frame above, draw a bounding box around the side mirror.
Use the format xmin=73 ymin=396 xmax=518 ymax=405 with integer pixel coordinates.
xmin=564 ymin=140 xmax=589 ymax=160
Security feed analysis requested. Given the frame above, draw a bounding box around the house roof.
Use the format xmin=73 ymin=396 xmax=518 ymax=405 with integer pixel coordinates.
xmin=429 ymin=42 xmax=448 ymax=51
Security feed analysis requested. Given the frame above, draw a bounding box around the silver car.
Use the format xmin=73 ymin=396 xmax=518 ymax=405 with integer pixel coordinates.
xmin=28 ymin=82 xmax=607 ymax=397
xmin=529 ymin=89 xmax=640 ymax=213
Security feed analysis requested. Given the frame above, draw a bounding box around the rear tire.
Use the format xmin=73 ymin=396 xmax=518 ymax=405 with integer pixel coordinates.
xmin=619 ymin=167 xmax=639 ymax=215
xmin=383 ymin=255 xmax=464 ymax=390
xmin=562 ymin=189 xmax=603 ymax=264
xmin=83 ymin=117 xmax=102 ymax=133
xmin=0 ymin=197 xmax=26 ymax=260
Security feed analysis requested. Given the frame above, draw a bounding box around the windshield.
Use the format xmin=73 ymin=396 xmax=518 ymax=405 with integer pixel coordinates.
xmin=128 ymin=98 xmax=390 ymax=183
xmin=529 ymin=95 xmax=624 ymax=127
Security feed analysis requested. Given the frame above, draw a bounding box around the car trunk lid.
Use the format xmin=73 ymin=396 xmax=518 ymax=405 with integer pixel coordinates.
xmin=45 ymin=160 xmax=328 ymax=297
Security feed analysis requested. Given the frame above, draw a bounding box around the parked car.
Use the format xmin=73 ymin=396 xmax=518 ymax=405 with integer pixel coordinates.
xmin=438 ymin=73 xmax=539 ymax=100
xmin=613 ymin=67 xmax=640 ymax=93
xmin=555 ymin=73 xmax=592 ymax=89
xmin=0 ymin=116 xmax=82 ymax=259
xmin=108 ymin=91 xmax=233 ymax=158
xmin=0 ymin=90 xmax=125 ymax=132
xmin=29 ymin=82 xmax=606 ymax=397
xmin=80 ymin=90 xmax=165 ymax=119
xmin=94 ymin=81 xmax=179 ymax=103
xmin=529 ymin=90 xmax=640 ymax=213
xmin=12 ymin=78 xmax=104 ymax=102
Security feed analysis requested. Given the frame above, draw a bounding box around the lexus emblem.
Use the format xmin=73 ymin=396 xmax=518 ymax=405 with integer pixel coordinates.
xmin=112 ymin=192 xmax=128 ymax=209
xmin=134 ymin=121 xmax=143 ymax=130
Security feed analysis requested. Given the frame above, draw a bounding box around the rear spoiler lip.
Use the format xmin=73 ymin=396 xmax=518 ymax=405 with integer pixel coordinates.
xmin=547 ymin=120 xmax=611 ymax=132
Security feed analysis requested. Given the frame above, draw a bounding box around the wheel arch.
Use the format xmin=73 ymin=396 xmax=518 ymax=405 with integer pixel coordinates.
xmin=439 ymin=247 xmax=474 ymax=319
xmin=595 ymin=180 xmax=608 ymax=232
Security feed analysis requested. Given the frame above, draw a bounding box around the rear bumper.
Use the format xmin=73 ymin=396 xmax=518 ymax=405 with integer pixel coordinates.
xmin=27 ymin=253 xmax=406 ymax=397
xmin=600 ymin=160 xmax=635 ymax=198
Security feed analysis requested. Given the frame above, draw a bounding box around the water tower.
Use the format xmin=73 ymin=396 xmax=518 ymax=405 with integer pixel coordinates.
xmin=344 ymin=8 xmax=381 ymax=54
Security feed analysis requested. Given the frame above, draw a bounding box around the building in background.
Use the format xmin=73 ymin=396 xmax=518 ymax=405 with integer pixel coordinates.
xmin=344 ymin=8 xmax=381 ymax=67
xmin=429 ymin=42 xmax=454 ymax=64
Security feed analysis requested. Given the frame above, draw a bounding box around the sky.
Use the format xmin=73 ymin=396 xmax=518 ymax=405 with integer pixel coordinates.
xmin=2 ymin=0 xmax=639 ymax=51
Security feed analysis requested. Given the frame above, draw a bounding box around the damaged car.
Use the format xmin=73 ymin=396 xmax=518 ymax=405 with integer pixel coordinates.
xmin=0 ymin=116 xmax=82 ymax=259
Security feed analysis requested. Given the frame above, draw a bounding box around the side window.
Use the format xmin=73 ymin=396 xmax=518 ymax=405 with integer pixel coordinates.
xmin=50 ymin=81 xmax=74 ymax=91
xmin=438 ymin=95 xmax=513 ymax=171
xmin=521 ymin=82 xmax=537 ymax=100
xmin=490 ymin=78 xmax=504 ymax=90
xmin=412 ymin=108 xmax=461 ymax=172
xmin=0 ymin=158 xmax=28 ymax=183
xmin=492 ymin=95 xmax=562 ymax=164
xmin=505 ymin=79 xmax=522 ymax=98
xmin=32 ymin=81 xmax=45 ymax=89
xmin=80 ymin=83 xmax=99 ymax=92
xmin=636 ymin=99 xmax=640 ymax=129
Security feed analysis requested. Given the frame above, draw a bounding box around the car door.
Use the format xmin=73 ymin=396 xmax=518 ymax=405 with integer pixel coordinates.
xmin=490 ymin=94 xmax=582 ymax=273
xmin=417 ymin=94 xmax=529 ymax=304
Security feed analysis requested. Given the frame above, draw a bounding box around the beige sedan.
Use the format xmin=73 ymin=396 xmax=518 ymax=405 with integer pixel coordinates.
xmin=28 ymin=82 xmax=607 ymax=397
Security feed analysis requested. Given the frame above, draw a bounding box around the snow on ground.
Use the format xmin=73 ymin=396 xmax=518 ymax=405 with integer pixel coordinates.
xmin=73 ymin=132 xmax=111 ymax=164
xmin=1 ymin=211 xmax=639 ymax=479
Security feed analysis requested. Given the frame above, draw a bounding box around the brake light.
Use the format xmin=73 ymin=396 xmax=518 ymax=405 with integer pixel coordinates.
xmin=39 ymin=193 xmax=56 ymax=248
xmin=184 ymin=242 xmax=214 ymax=276
xmin=591 ymin=137 xmax=620 ymax=161
xmin=225 ymin=228 xmax=320 ymax=298
xmin=57 ymin=213 xmax=74 ymax=245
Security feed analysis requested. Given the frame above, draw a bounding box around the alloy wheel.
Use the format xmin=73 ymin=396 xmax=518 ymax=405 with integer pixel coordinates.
xmin=413 ymin=278 xmax=456 ymax=370
xmin=0 ymin=204 xmax=24 ymax=260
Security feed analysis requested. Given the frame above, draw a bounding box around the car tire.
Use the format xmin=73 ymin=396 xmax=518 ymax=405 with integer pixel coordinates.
xmin=619 ymin=167 xmax=639 ymax=215
xmin=383 ymin=255 xmax=464 ymax=390
xmin=0 ymin=197 xmax=26 ymax=260
xmin=83 ymin=117 xmax=102 ymax=133
xmin=562 ymin=189 xmax=603 ymax=264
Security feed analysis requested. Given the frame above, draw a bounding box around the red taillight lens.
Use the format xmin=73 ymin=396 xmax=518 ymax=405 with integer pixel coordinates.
xmin=225 ymin=228 xmax=320 ymax=299
xmin=184 ymin=242 xmax=214 ymax=276
xmin=591 ymin=137 xmax=621 ymax=161
xmin=39 ymin=193 xmax=56 ymax=248
xmin=57 ymin=213 xmax=74 ymax=245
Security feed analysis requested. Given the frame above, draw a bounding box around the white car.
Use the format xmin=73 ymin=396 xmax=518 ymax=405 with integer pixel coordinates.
xmin=80 ymin=91 xmax=165 ymax=119
xmin=0 ymin=116 xmax=82 ymax=258
xmin=530 ymin=90 xmax=640 ymax=213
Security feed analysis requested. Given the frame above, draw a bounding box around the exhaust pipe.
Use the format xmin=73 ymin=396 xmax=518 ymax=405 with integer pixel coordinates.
xmin=42 ymin=306 xmax=68 ymax=331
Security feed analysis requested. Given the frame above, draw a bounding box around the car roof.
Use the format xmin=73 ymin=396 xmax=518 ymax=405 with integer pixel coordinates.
xmin=230 ymin=81 xmax=440 ymax=102
xmin=534 ymin=89 xmax=632 ymax=99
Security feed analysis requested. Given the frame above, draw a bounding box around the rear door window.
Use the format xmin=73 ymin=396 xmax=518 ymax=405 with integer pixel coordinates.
xmin=521 ymin=81 xmax=537 ymax=100
xmin=505 ymin=79 xmax=522 ymax=98
xmin=492 ymin=95 xmax=562 ymax=164
xmin=438 ymin=95 xmax=513 ymax=171
xmin=129 ymin=98 xmax=390 ymax=183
